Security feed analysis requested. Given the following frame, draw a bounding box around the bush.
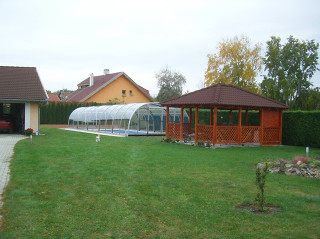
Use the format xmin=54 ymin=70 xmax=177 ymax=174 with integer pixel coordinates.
xmin=196 ymin=141 xmax=205 ymax=147
xmin=292 ymin=155 xmax=309 ymax=164
xmin=162 ymin=137 xmax=173 ymax=143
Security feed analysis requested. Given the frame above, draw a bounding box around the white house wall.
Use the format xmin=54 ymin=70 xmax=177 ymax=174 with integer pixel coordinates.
xmin=24 ymin=102 xmax=40 ymax=132
xmin=25 ymin=102 xmax=30 ymax=130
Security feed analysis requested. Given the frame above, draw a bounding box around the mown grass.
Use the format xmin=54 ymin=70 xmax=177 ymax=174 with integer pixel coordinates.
xmin=0 ymin=127 xmax=320 ymax=238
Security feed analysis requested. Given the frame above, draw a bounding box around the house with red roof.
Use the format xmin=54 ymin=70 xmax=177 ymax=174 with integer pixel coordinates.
xmin=65 ymin=69 xmax=153 ymax=104
xmin=48 ymin=94 xmax=60 ymax=102
xmin=0 ymin=66 xmax=48 ymax=133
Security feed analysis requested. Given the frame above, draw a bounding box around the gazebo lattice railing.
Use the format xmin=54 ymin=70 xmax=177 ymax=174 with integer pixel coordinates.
xmin=165 ymin=110 xmax=282 ymax=145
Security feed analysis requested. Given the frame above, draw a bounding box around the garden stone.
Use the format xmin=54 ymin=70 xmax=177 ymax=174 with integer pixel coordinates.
xmin=258 ymin=158 xmax=320 ymax=179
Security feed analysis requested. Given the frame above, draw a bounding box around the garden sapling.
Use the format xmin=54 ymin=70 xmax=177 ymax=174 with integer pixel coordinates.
xmin=255 ymin=162 xmax=269 ymax=212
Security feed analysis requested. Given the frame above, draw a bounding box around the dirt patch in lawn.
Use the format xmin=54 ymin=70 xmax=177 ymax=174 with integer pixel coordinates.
xmin=236 ymin=203 xmax=282 ymax=215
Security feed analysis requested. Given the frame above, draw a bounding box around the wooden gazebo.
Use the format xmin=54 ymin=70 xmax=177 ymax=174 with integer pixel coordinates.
xmin=161 ymin=84 xmax=288 ymax=146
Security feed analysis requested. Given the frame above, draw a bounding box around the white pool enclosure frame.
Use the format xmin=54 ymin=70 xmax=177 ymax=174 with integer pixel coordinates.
xmin=68 ymin=102 xmax=189 ymax=136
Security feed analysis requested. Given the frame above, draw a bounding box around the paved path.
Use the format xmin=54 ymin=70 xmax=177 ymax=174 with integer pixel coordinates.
xmin=0 ymin=134 xmax=26 ymax=218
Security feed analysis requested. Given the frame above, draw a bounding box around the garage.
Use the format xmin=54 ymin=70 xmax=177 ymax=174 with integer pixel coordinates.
xmin=0 ymin=66 xmax=48 ymax=134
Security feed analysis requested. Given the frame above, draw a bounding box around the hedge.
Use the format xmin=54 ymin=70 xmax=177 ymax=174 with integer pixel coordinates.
xmin=40 ymin=102 xmax=100 ymax=124
xmin=282 ymin=111 xmax=320 ymax=148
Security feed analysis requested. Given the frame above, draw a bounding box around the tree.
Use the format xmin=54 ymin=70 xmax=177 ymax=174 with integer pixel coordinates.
xmin=294 ymin=87 xmax=320 ymax=110
xmin=204 ymin=35 xmax=263 ymax=93
xmin=261 ymin=36 xmax=319 ymax=108
xmin=156 ymin=66 xmax=186 ymax=102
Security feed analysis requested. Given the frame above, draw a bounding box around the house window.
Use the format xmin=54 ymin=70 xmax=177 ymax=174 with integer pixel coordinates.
xmin=129 ymin=90 xmax=133 ymax=96
xmin=122 ymin=90 xmax=126 ymax=97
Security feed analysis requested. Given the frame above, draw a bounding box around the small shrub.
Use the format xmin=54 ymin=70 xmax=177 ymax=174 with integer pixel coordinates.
xmin=292 ymin=155 xmax=309 ymax=164
xmin=306 ymin=159 xmax=320 ymax=168
xmin=162 ymin=137 xmax=173 ymax=143
xmin=183 ymin=137 xmax=190 ymax=143
xmin=196 ymin=141 xmax=204 ymax=147
xmin=255 ymin=162 xmax=269 ymax=212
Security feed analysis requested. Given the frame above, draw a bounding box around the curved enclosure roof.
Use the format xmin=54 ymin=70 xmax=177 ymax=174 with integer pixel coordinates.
xmin=69 ymin=103 xmax=150 ymax=122
xmin=68 ymin=102 xmax=189 ymax=136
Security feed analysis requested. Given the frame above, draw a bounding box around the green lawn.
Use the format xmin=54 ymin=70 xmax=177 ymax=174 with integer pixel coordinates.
xmin=1 ymin=127 xmax=319 ymax=238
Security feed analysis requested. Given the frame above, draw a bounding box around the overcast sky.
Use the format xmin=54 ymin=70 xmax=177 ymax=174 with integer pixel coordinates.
xmin=1 ymin=0 xmax=319 ymax=97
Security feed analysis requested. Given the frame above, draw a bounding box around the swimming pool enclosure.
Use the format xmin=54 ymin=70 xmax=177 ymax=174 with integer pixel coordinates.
xmin=68 ymin=103 xmax=189 ymax=136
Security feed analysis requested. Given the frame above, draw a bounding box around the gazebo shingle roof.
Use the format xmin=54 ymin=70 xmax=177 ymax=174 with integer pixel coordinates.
xmin=0 ymin=66 xmax=48 ymax=101
xmin=161 ymin=84 xmax=288 ymax=109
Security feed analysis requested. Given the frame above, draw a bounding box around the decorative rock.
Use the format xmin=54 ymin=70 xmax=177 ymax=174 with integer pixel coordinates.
xmin=257 ymin=159 xmax=320 ymax=179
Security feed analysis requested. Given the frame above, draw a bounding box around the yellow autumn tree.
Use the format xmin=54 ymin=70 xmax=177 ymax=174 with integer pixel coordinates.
xmin=204 ymin=35 xmax=262 ymax=93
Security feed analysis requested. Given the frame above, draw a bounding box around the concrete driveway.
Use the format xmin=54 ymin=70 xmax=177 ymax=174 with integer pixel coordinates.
xmin=0 ymin=134 xmax=26 ymax=219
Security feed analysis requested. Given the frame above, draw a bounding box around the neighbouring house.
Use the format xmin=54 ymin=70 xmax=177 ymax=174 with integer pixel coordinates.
xmin=0 ymin=66 xmax=48 ymax=133
xmin=48 ymin=94 xmax=61 ymax=102
xmin=64 ymin=69 xmax=153 ymax=103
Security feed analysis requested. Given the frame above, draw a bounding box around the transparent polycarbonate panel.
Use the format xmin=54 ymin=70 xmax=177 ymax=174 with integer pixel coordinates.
xmin=69 ymin=107 xmax=87 ymax=122
xmin=68 ymin=102 xmax=189 ymax=136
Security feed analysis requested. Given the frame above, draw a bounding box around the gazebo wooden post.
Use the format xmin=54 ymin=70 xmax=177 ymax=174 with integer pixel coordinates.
xmin=180 ymin=107 xmax=184 ymax=141
xmin=245 ymin=109 xmax=249 ymax=126
xmin=279 ymin=109 xmax=283 ymax=143
xmin=229 ymin=110 xmax=233 ymax=124
xmin=165 ymin=106 xmax=169 ymax=138
xmin=213 ymin=106 xmax=218 ymax=145
xmin=188 ymin=107 xmax=192 ymax=134
xmin=238 ymin=108 xmax=242 ymax=145
xmin=210 ymin=109 xmax=213 ymax=125
xmin=259 ymin=109 xmax=264 ymax=145
xmin=195 ymin=107 xmax=198 ymax=143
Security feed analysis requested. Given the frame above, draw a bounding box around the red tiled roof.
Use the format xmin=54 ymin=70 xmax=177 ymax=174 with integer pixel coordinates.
xmin=161 ymin=84 xmax=288 ymax=109
xmin=0 ymin=66 xmax=48 ymax=101
xmin=48 ymin=94 xmax=60 ymax=102
xmin=137 ymin=85 xmax=150 ymax=96
xmin=65 ymin=72 xmax=152 ymax=102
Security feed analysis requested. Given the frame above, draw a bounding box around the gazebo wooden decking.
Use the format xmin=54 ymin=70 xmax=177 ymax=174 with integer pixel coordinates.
xmin=161 ymin=84 xmax=288 ymax=146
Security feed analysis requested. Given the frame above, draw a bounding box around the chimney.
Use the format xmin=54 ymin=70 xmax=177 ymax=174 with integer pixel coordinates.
xmin=103 ymin=69 xmax=110 ymax=75
xmin=90 ymin=73 xmax=94 ymax=86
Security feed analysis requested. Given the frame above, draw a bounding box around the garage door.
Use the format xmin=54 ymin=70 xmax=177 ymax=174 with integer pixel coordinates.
xmin=0 ymin=103 xmax=25 ymax=134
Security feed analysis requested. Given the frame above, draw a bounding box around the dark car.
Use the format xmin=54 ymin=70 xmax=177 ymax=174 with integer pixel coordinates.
xmin=0 ymin=115 xmax=13 ymax=133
